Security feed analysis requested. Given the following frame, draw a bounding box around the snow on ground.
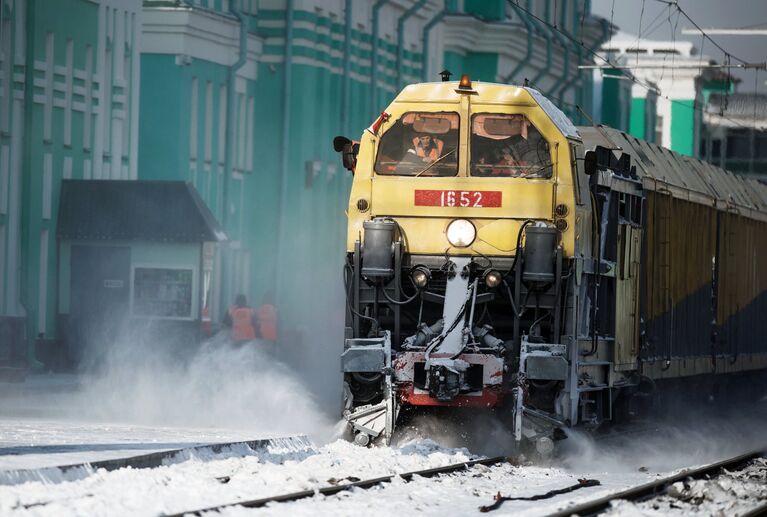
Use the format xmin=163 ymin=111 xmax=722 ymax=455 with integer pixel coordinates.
xmin=1 ymin=341 xmax=765 ymax=516
xmin=0 ymin=339 xmax=336 ymax=471
xmin=0 ymin=436 xmax=650 ymax=517
xmin=606 ymin=458 xmax=767 ymax=516
xmin=0 ymin=403 xmax=765 ymax=516
xmin=0 ymin=373 xmax=294 ymax=471
xmin=0 ymin=418 xmax=270 ymax=471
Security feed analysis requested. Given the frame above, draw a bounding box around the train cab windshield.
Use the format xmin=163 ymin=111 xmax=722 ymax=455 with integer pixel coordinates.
xmin=471 ymin=113 xmax=553 ymax=178
xmin=374 ymin=112 xmax=459 ymax=176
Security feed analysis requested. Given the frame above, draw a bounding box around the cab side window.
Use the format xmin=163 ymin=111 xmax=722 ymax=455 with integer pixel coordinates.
xmin=374 ymin=112 xmax=459 ymax=177
xmin=471 ymin=114 xmax=553 ymax=178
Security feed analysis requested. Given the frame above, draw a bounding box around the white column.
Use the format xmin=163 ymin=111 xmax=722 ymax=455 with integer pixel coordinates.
xmin=93 ymin=3 xmax=107 ymax=178
xmin=129 ymin=9 xmax=140 ymax=180
xmin=64 ymin=38 xmax=73 ymax=147
xmin=43 ymin=32 xmax=54 ymax=142
xmin=37 ymin=230 xmax=49 ymax=334
xmin=84 ymin=45 xmax=93 ymax=151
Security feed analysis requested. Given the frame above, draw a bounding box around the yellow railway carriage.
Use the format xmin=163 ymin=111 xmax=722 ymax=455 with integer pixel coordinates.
xmin=335 ymin=76 xmax=767 ymax=450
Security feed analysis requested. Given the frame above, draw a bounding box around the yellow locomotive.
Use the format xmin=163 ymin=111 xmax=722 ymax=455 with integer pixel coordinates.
xmin=335 ymin=75 xmax=767 ymax=451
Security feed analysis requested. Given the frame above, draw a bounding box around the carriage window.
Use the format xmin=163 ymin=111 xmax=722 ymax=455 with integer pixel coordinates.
xmin=374 ymin=112 xmax=459 ymax=176
xmin=471 ymin=114 xmax=553 ymax=178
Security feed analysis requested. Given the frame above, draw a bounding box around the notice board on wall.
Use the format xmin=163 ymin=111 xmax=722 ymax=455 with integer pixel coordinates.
xmin=133 ymin=267 xmax=193 ymax=318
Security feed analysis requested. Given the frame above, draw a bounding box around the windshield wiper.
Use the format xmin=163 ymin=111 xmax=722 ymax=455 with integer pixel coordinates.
xmin=414 ymin=148 xmax=456 ymax=177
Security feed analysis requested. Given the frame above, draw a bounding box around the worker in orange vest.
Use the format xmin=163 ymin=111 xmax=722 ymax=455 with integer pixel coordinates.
xmin=256 ymin=291 xmax=278 ymax=342
xmin=411 ymin=134 xmax=444 ymax=162
xmin=223 ymin=294 xmax=258 ymax=344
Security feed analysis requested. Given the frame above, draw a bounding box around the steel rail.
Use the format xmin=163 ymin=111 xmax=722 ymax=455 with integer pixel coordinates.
xmin=546 ymin=449 xmax=766 ymax=517
xmin=164 ymin=455 xmax=512 ymax=517
xmin=740 ymin=500 xmax=767 ymax=517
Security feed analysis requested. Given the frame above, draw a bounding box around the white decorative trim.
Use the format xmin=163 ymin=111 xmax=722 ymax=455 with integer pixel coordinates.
xmin=204 ymin=80 xmax=213 ymax=162
xmin=441 ymin=15 xmax=527 ymax=61
xmin=190 ymin=76 xmax=198 ymax=160
xmin=141 ymin=6 xmax=263 ymax=80
xmin=0 ymin=224 xmax=5 ymax=314
xmin=42 ymin=154 xmax=52 ymax=220
xmin=0 ymin=145 xmax=8 ymax=214
xmin=38 ymin=229 xmax=49 ymax=333
xmin=129 ymin=9 xmax=141 ymax=180
xmin=84 ymin=44 xmax=93 ymax=151
xmin=63 ymin=155 xmax=72 ymax=179
xmin=93 ymin=2 xmax=106 ymax=179
xmin=217 ymin=83 xmax=226 ymax=164
xmin=43 ymin=32 xmax=54 ymax=142
xmin=64 ymin=38 xmax=73 ymax=147
xmin=246 ymin=96 xmax=253 ymax=172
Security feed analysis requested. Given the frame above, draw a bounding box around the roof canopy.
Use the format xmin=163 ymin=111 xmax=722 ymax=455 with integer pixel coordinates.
xmin=57 ymin=180 xmax=227 ymax=243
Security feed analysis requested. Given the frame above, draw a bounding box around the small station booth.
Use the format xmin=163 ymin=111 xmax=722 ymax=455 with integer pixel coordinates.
xmin=55 ymin=180 xmax=226 ymax=367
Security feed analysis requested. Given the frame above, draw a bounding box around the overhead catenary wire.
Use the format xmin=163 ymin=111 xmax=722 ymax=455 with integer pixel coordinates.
xmin=653 ymin=0 xmax=759 ymax=117
xmin=635 ymin=0 xmax=646 ymax=66
xmin=652 ymin=0 xmax=751 ymax=66
xmin=507 ymin=0 xmax=754 ymax=131
xmin=579 ymin=63 xmax=766 ymax=71
xmin=637 ymin=6 xmax=675 ymax=41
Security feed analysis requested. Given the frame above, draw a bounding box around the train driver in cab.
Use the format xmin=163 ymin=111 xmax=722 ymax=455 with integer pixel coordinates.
xmin=472 ymin=113 xmax=552 ymax=178
xmin=409 ymin=133 xmax=444 ymax=163
xmin=491 ymin=144 xmax=525 ymax=175
xmin=374 ymin=112 xmax=459 ymax=176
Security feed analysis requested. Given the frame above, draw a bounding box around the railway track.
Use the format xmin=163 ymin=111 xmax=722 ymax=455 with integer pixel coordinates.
xmin=164 ymin=455 xmax=515 ymax=517
xmin=547 ymin=449 xmax=767 ymax=517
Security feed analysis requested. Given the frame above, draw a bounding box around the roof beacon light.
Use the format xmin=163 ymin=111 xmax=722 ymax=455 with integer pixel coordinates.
xmin=456 ymin=74 xmax=476 ymax=94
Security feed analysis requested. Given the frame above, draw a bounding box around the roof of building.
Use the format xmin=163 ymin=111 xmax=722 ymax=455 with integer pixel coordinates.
xmin=601 ymin=30 xmax=696 ymax=57
xmin=57 ymin=180 xmax=227 ymax=242
xmin=707 ymin=93 xmax=767 ymax=119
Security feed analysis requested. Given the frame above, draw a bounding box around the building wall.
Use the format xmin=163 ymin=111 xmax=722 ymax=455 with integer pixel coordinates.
xmin=629 ymin=84 xmax=658 ymax=143
xmin=0 ymin=0 xmax=141 ymax=355
xmin=0 ymin=0 xmax=26 ymax=319
xmin=58 ymin=240 xmax=201 ymax=318
xmin=138 ymin=0 xmax=607 ymax=330
xmin=2 ymin=0 xmax=608 ymax=364
xmin=597 ymin=68 xmax=632 ymax=132
xmin=670 ymin=99 xmax=697 ymax=157
xmin=599 ymin=32 xmax=705 ymax=156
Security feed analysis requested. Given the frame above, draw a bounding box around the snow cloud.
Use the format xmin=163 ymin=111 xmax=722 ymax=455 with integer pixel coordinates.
xmin=72 ymin=332 xmax=337 ymax=443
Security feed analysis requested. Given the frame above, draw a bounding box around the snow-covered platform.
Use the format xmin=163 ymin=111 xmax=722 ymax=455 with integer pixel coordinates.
xmin=0 ymin=373 xmax=303 ymax=472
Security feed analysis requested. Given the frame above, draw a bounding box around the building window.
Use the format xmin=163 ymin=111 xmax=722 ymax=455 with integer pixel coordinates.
xmin=726 ymin=133 xmax=749 ymax=159
xmin=711 ymin=139 xmax=721 ymax=159
xmin=756 ymin=134 xmax=767 ymax=159
xmin=133 ymin=267 xmax=193 ymax=318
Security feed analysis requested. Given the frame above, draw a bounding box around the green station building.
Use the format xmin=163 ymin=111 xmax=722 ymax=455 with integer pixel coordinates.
xmin=0 ymin=0 xmax=609 ymax=372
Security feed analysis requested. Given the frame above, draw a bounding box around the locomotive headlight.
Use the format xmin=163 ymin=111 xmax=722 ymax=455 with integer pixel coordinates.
xmin=483 ymin=270 xmax=502 ymax=289
xmin=446 ymin=219 xmax=476 ymax=248
xmin=410 ymin=266 xmax=431 ymax=289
